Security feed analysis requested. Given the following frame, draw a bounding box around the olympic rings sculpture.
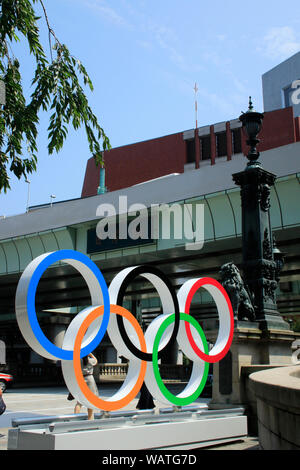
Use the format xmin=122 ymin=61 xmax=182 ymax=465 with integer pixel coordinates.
xmin=15 ymin=250 xmax=234 ymax=411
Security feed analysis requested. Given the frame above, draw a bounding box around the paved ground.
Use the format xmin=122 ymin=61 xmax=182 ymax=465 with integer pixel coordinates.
xmin=0 ymin=385 xmax=260 ymax=451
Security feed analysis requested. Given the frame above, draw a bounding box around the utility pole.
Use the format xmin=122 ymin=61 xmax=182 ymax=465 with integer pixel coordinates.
xmin=25 ymin=179 xmax=31 ymax=212
xmin=0 ymin=80 xmax=5 ymax=106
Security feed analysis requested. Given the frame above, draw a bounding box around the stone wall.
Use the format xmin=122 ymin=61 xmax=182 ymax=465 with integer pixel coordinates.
xmin=250 ymin=365 xmax=300 ymax=449
xmin=240 ymin=365 xmax=286 ymax=435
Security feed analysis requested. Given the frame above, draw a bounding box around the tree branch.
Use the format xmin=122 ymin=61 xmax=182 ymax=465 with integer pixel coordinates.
xmin=39 ymin=0 xmax=62 ymax=55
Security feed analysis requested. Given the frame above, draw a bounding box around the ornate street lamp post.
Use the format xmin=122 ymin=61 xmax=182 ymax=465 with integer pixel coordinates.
xmin=239 ymin=97 xmax=264 ymax=168
xmin=232 ymin=98 xmax=289 ymax=330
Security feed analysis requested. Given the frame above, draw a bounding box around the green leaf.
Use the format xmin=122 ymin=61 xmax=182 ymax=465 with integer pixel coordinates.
xmin=0 ymin=0 xmax=110 ymax=193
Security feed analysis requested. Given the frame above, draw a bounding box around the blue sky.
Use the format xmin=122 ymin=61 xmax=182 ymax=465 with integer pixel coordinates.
xmin=1 ymin=0 xmax=300 ymax=216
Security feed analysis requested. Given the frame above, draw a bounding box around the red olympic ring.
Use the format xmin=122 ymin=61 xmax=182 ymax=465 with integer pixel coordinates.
xmin=184 ymin=278 xmax=234 ymax=364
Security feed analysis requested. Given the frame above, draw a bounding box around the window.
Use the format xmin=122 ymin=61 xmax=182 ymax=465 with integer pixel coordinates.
xmin=186 ymin=138 xmax=196 ymax=163
xmin=216 ymin=132 xmax=227 ymax=157
xmin=201 ymin=135 xmax=211 ymax=160
xmin=232 ymin=128 xmax=242 ymax=154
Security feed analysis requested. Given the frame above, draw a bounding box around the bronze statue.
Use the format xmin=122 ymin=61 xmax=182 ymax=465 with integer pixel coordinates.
xmin=219 ymin=262 xmax=256 ymax=321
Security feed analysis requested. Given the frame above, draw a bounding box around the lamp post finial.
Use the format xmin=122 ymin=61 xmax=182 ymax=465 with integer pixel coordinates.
xmin=248 ymin=96 xmax=253 ymax=111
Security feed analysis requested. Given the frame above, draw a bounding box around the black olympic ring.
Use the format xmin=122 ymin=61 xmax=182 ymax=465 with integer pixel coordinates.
xmin=115 ymin=265 xmax=180 ymax=362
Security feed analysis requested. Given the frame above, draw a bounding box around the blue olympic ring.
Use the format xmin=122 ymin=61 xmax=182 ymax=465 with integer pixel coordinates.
xmin=26 ymin=250 xmax=110 ymax=360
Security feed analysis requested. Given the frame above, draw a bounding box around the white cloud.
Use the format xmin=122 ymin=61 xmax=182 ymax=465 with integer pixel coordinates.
xmin=197 ymin=88 xmax=242 ymax=117
xmin=202 ymin=50 xmax=232 ymax=68
xmin=137 ymin=40 xmax=152 ymax=51
xmin=82 ymin=0 xmax=132 ymax=28
xmin=260 ymin=26 xmax=300 ymax=60
xmin=81 ymin=1 xmax=187 ymax=70
xmin=216 ymin=34 xmax=227 ymax=42
xmin=155 ymin=35 xmax=186 ymax=70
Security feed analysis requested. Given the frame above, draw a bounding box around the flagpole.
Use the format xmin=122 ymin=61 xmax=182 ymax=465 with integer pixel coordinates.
xmin=194 ymin=82 xmax=198 ymax=129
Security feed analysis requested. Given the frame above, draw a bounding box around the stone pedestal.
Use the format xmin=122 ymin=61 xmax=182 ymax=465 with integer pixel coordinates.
xmin=209 ymin=321 xmax=300 ymax=433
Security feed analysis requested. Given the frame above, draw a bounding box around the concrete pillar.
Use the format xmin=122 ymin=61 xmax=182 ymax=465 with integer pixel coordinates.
xmin=226 ymin=122 xmax=232 ymax=161
xmin=0 ymin=340 xmax=6 ymax=364
xmin=210 ymin=125 xmax=216 ymax=165
xmin=42 ymin=315 xmax=71 ymax=363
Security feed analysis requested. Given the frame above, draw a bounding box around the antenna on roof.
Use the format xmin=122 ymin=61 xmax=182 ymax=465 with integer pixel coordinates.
xmin=50 ymin=194 xmax=56 ymax=207
xmin=194 ymin=82 xmax=198 ymax=129
xmin=25 ymin=179 xmax=31 ymax=213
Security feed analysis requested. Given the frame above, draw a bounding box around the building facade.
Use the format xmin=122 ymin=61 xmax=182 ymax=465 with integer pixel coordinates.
xmin=82 ymin=107 xmax=300 ymax=197
xmin=262 ymin=51 xmax=300 ymax=117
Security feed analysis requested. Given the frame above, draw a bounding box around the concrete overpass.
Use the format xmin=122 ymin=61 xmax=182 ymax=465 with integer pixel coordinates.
xmin=0 ymin=142 xmax=300 ymax=371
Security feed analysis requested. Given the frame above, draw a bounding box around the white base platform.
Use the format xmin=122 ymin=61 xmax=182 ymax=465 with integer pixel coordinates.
xmin=8 ymin=407 xmax=248 ymax=450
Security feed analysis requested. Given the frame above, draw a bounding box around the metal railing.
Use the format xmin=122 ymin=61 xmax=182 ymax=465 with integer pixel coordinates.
xmin=9 ymin=362 xmax=192 ymax=385
xmin=97 ymin=363 xmax=191 ymax=382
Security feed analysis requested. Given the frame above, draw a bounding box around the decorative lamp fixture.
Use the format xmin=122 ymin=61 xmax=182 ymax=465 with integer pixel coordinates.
xmin=239 ymin=97 xmax=264 ymax=168
xmin=273 ymin=236 xmax=286 ymax=283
